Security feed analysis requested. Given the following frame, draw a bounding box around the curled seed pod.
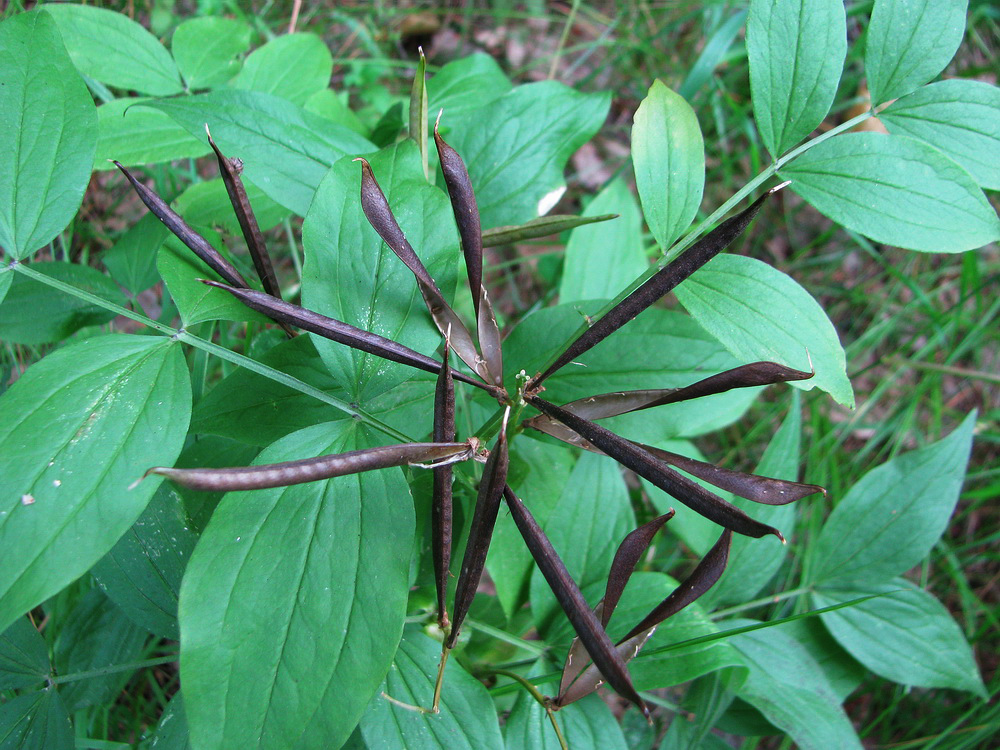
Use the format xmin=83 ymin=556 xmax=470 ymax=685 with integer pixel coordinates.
xmin=481 ymin=214 xmax=618 ymax=248
xmin=200 ymin=280 xmax=497 ymax=394
xmin=559 ymin=512 xmax=673 ymax=697
xmin=557 ymin=530 xmax=732 ymax=708
xmin=432 ymin=343 xmax=456 ymax=630
xmin=530 ymin=186 xmax=784 ymax=389
xmin=205 ymin=126 xmax=282 ymax=301
xmin=113 ymin=161 xmax=248 ymax=288
xmin=503 ymin=486 xmax=649 ymax=719
xmin=356 ymin=158 xmax=487 ymax=382
xmin=529 ymin=396 xmax=783 ymax=540
xmin=141 ymin=441 xmax=473 ymax=492
xmin=448 ymin=427 xmax=510 ymax=647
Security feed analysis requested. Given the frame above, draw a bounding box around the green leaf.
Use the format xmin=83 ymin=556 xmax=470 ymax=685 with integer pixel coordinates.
xmin=0 ymin=262 xmax=126 ymax=344
xmin=778 ymin=617 xmax=866 ymax=701
xmin=53 ymin=589 xmax=148 ymax=711
xmin=172 ymin=16 xmax=251 ymax=90
xmin=171 ymin=437 xmax=260 ymax=535
xmin=814 ymin=579 xmax=986 ymax=698
xmin=173 ymin=177 xmax=290 ymax=234
xmin=632 ymin=80 xmax=705 ymax=251
xmin=147 ymin=693 xmax=193 ymax=750
xmin=559 ymin=178 xmax=647 ymax=304
xmin=91 ymin=484 xmax=197 ymax=639
xmin=728 ymin=621 xmax=862 ymax=750
xmin=232 ymin=32 xmax=333 ymax=106
xmin=489 ymin=438 xmax=576 ymax=619
xmin=675 ymin=254 xmax=853 ymax=407
xmin=0 ymin=334 xmax=191 ymax=633
xmin=359 ymin=626 xmax=504 ymax=750
xmin=880 ymin=79 xmax=1000 ymax=190
xmin=157 ymin=235 xmax=268 ymax=327
xmin=0 ymin=690 xmax=73 ymax=750
xmin=428 ymin=54 xmax=512 ymax=124
xmin=708 ymin=393 xmax=803 ymax=606
xmin=678 ymin=10 xmax=747 ymax=101
xmin=507 ymin=304 xmax=758 ymax=438
xmin=528 ymin=452 xmax=634 ymax=634
xmin=811 ymin=412 xmax=975 ymax=584
xmin=0 ymin=617 xmax=49 ymax=691
xmin=442 ymin=82 xmax=610 ymax=229
xmin=102 ymin=214 xmax=170 ymax=296
xmin=301 ymin=141 xmax=458 ymax=402
xmin=147 ymin=90 xmax=375 ymax=215
xmin=179 ymin=421 xmax=414 ymax=750
xmin=0 ymin=271 xmax=10 ymax=308
xmin=0 ymin=10 xmax=98 ymax=260
xmin=45 ymin=3 xmax=182 ymax=96
xmin=94 ymin=97 xmax=210 ymax=170
xmin=747 ymin=0 xmax=846 ymax=157
xmin=505 ymin=691 xmax=628 ymax=750
xmin=781 ymin=133 xmax=999 ymax=253
xmin=304 ymin=89 xmax=367 ymax=136
xmin=865 ymin=0 xmax=969 ymax=106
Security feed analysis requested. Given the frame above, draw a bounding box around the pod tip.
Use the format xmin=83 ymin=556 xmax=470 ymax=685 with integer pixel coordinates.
xmin=770 ymin=179 xmax=792 ymax=194
xmin=129 ymin=466 xmax=161 ymax=490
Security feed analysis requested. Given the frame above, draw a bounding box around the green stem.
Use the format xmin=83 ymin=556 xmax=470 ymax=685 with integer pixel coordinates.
xmin=51 ymin=655 xmax=178 ymax=685
xmin=531 ymin=109 xmax=874 ymax=379
xmin=9 ymin=262 xmax=413 ymax=443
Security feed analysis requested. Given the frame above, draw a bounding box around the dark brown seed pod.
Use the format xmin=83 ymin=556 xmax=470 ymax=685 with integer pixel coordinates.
xmin=481 ymin=214 xmax=619 ymax=248
xmin=556 ymin=530 xmax=732 ymax=707
xmin=528 ymin=396 xmax=783 ymax=540
xmin=447 ymin=427 xmax=510 ymax=648
xmin=113 ymin=161 xmax=248 ymax=289
xmin=432 ymin=343 xmax=456 ymax=630
xmin=503 ymin=486 xmax=649 ymax=719
xmin=141 ymin=441 xmax=474 ymax=492
xmin=558 ymin=512 xmax=673 ymax=697
xmin=205 ymin=126 xmax=282 ymax=301
xmin=355 ymin=158 xmax=488 ymax=382
xmin=200 ymin=280 xmax=498 ymax=394
xmin=530 ymin=186 xmax=784 ymax=389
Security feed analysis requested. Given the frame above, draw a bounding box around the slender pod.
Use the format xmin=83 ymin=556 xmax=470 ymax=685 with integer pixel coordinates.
xmin=448 ymin=427 xmax=510 ymax=647
xmin=200 ymin=280 xmax=497 ymax=394
xmin=113 ymin=161 xmax=248 ymax=288
xmin=355 ymin=158 xmax=487 ymax=381
xmin=503 ymin=486 xmax=649 ymax=718
xmin=481 ymin=214 xmax=618 ymax=248
xmin=141 ymin=442 xmax=473 ymax=492
xmin=432 ymin=344 xmax=456 ymax=630
xmin=530 ymin=186 xmax=783 ymax=388
xmin=528 ymin=396 xmax=783 ymax=540
xmin=205 ymin=126 xmax=282 ymax=300
xmin=409 ymin=47 xmax=429 ymax=180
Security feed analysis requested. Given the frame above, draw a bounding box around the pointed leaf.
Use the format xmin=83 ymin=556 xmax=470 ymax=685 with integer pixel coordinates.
xmin=0 ymin=617 xmax=49 ymax=691
xmin=427 ymin=53 xmax=512 ymax=123
xmin=94 ymin=97 xmax=209 ymax=170
xmin=0 ymin=10 xmax=97 ymax=260
xmin=531 ymin=188 xmax=775 ymax=387
xmin=232 ymin=33 xmax=333 ymax=106
xmin=0 ymin=335 xmax=191 ymax=633
xmin=865 ymin=0 xmax=969 ymax=106
xmin=505 ymin=691 xmax=628 ymax=750
xmin=180 ymin=421 xmax=414 ymax=750
xmin=0 ymin=690 xmax=73 ymax=750
xmin=409 ymin=49 xmax=429 ymax=179
xmin=747 ymin=0 xmax=847 ymax=157
xmin=633 ymin=80 xmax=705 ymax=251
xmin=102 ymin=214 xmax=169 ymax=296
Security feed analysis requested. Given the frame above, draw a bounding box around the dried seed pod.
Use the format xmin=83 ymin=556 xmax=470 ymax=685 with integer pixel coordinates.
xmin=448 ymin=428 xmax=510 ymax=647
xmin=142 ymin=441 xmax=473 ymax=492
xmin=355 ymin=158 xmax=489 ymax=383
xmin=113 ymin=161 xmax=248 ymax=288
xmin=205 ymin=126 xmax=282 ymax=300
xmin=503 ymin=486 xmax=649 ymax=719
xmin=432 ymin=344 xmax=456 ymax=630
xmin=556 ymin=530 xmax=733 ymax=707
xmin=201 ymin=280 xmax=497 ymax=394
xmin=530 ymin=186 xmax=784 ymax=388
xmin=529 ymin=396 xmax=783 ymax=540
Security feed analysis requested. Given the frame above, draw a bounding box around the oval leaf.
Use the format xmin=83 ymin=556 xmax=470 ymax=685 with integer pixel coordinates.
xmin=172 ymin=16 xmax=251 ymax=90
xmin=781 ymin=132 xmax=1000 ymax=253
xmin=632 ymin=80 xmax=705 ymax=251
xmin=94 ymin=97 xmax=209 ymax=171
xmin=0 ymin=616 xmax=49 ymax=691
xmin=865 ymin=0 xmax=968 ymax=106
xmin=747 ymin=0 xmax=847 ymax=157
xmin=0 ymin=10 xmax=97 ymax=260
xmin=179 ymin=421 xmax=414 ymax=750
xmin=675 ymin=254 xmax=853 ymax=407
xmin=232 ymin=32 xmax=333 ymax=106
xmin=0 ymin=334 xmax=191 ymax=634
xmin=0 ymin=690 xmax=73 ymax=750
